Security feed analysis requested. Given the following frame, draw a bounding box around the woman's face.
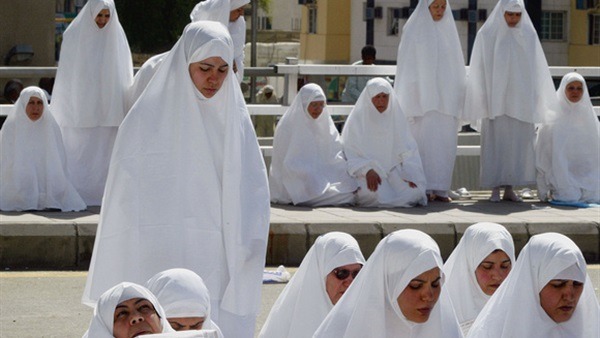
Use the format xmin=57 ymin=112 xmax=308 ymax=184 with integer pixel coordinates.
xmin=168 ymin=316 xmax=205 ymax=331
xmin=475 ymin=250 xmax=512 ymax=296
xmin=429 ymin=0 xmax=447 ymax=22
xmin=113 ymin=298 xmax=162 ymax=338
xmin=25 ymin=96 xmax=44 ymax=121
xmin=565 ymin=81 xmax=584 ymax=103
xmin=229 ymin=6 xmax=245 ymax=22
xmin=539 ymin=279 xmax=584 ymax=323
xmin=504 ymin=11 xmax=522 ymax=27
xmin=307 ymin=100 xmax=325 ymax=119
xmin=371 ymin=92 xmax=389 ymax=113
xmin=397 ymin=267 xmax=441 ymax=323
xmin=325 ymin=263 xmax=363 ymax=305
xmin=95 ymin=9 xmax=110 ymax=29
xmin=189 ymin=57 xmax=229 ymax=98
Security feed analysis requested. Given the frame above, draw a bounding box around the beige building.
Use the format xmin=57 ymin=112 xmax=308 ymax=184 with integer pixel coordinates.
xmin=568 ymin=0 xmax=600 ymax=66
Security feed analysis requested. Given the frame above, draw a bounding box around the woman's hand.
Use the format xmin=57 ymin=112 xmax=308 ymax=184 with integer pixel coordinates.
xmin=366 ymin=169 xmax=382 ymax=192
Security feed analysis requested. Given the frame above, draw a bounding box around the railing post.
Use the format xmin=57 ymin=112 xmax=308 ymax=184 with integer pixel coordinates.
xmin=283 ymin=57 xmax=298 ymax=106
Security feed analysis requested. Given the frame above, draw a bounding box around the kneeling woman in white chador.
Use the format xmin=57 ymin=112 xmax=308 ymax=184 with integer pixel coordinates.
xmin=83 ymin=282 xmax=174 ymax=338
xmin=259 ymin=232 xmax=365 ymax=338
xmin=443 ymin=222 xmax=515 ymax=336
xmin=314 ymin=229 xmax=462 ymax=338
xmin=535 ymin=72 xmax=600 ymax=204
xmin=0 ymin=87 xmax=86 ymax=212
xmin=269 ymin=84 xmax=358 ymax=206
xmin=82 ymin=21 xmax=270 ymax=338
xmin=467 ymin=233 xmax=600 ymax=338
xmin=342 ymin=78 xmax=427 ymax=207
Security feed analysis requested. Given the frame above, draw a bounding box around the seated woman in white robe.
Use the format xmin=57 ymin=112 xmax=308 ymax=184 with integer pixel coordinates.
xmin=314 ymin=229 xmax=462 ymax=338
xmin=259 ymin=232 xmax=365 ymax=338
xmin=467 ymin=233 xmax=599 ymax=337
xmin=342 ymin=78 xmax=427 ymax=208
xmin=0 ymin=87 xmax=86 ymax=212
xmin=535 ymin=72 xmax=600 ymax=204
xmin=443 ymin=222 xmax=515 ymax=336
xmin=83 ymin=282 xmax=174 ymax=338
xmin=269 ymin=84 xmax=358 ymax=206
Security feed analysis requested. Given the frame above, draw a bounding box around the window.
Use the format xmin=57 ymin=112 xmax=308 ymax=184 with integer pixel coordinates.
xmin=388 ymin=8 xmax=401 ymax=36
xmin=591 ymin=14 xmax=600 ymax=45
xmin=258 ymin=16 xmax=272 ymax=30
xmin=541 ymin=11 xmax=566 ymax=41
xmin=308 ymin=6 xmax=317 ymax=34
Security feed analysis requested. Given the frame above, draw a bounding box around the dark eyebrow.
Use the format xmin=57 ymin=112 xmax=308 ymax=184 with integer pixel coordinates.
xmin=134 ymin=298 xmax=150 ymax=305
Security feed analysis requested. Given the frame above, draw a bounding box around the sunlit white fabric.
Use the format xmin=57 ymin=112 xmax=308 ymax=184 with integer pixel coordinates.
xmin=127 ymin=52 xmax=168 ymax=110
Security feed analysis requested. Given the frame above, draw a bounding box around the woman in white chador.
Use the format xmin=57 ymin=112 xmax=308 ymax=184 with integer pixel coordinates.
xmin=467 ymin=233 xmax=600 ymax=338
xmin=394 ymin=0 xmax=466 ymax=202
xmin=51 ymin=0 xmax=133 ymax=206
xmin=269 ymin=84 xmax=358 ymax=206
xmin=342 ymin=78 xmax=427 ymax=207
xmin=443 ymin=222 xmax=515 ymax=336
xmin=82 ymin=21 xmax=270 ymax=338
xmin=0 ymin=87 xmax=86 ymax=212
xmin=146 ymin=269 xmax=224 ymax=337
xmin=463 ymin=0 xmax=557 ymax=202
xmin=535 ymin=72 xmax=600 ymax=204
xmin=259 ymin=232 xmax=365 ymax=338
xmin=314 ymin=229 xmax=462 ymax=338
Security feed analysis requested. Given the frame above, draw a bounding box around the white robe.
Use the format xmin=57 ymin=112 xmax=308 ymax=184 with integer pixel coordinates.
xmin=535 ymin=72 xmax=600 ymax=203
xmin=127 ymin=52 xmax=167 ymax=111
xmin=467 ymin=233 xmax=600 ymax=338
xmin=314 ymin=229 xmax=462 ymax=338
xmin=269 ymin=84 xmax=357 ymax=206
xmin=342 ymin=78 xmax=427 ymax=207
xmin=259 ymin=232 xmax=365 ymax=338
xmin=394 ymin=0 xmax=466 ymax=192
xmin=0 ymin=87 xmax=86 ymax=212
xmin=82 ymin=21 xmax=270 ymax=338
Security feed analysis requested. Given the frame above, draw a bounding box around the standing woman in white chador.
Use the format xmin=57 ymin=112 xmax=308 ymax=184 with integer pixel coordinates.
xmin=51 ymin=0 xmax=133 ymax=206
xmin=269 ymin=84 xmax=358 ymax=206
xmin=82 ymin=21 xmax=270 ymax=338
xmin=463 ymin=0 xmax=557 ymax=202
xmin=394 ymin=0 xmax=466 ymax=203
xmin=535 ymin=72 xmax=600 ymax=204
xmin=343 ymin=78 xmax=427 ymax=208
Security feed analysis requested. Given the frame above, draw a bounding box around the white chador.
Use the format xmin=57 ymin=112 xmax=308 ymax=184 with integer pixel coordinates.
xmin=342 ymin=78 xmax=427 ymax=207
xmin=269 ymin=84 xmax=358 ymax=206
xmin=259 ymin=232 xmax=365 ymax=338
xmin=51 ymin=0 xmax=133 ymax=206
xmin=82 ymin=22 xmax=270 ymax=338
xmin=394 ymin=0 xmax=466 ymax=197
xmin=536 ymin=73 xmax=600 ymax=203
xmin=0 ymin=87 xmax=86 ymax=212
xmin=443 ymin=222 xmax=515 ymax=336
xmin=127 ymin=52 xmax=167 ymax=110
xmin=314 ymin=230 xmax=462 ymax=338
xmin=463 ymin=0 xmax=557 ymax=188
xmin=146 ymin=269 xmax=224 ymax=338
xmin=467 ymin=233 xmax=600 ymax=338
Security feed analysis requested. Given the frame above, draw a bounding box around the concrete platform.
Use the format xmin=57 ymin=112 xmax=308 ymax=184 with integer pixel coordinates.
xmin=1 ymin=192 xmax=599 ymax=270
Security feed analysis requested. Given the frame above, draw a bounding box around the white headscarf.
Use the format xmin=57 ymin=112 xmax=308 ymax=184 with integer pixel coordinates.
xmin=146 ymin=269 xmax=224 ymax=338
xmin=535 ymin=72 xmax=600 ymax=203
xmin=314 ymin=229 xmax=462 ymax=338
xmin=394 ymin=0 xmax=466 ymax=118
xmin=127 ymin=52 xmax=168 ymax=110
xmin=259 ymin=232 xmax=365 ymax=338
xmin=269 ymin=84 xmax=357 ymax=204
xmin=0 ymin=87 xmax=86 ymax=212
xmin=83 ymin=282 xmax=174 ymax=338
xmin=51 ymin=0 xmax=133 ymax=128
xmin=467 ymin=233 xmax=600 ymax=338
xmin=463 ymin=0 xmax=558 ymax=124
xmin=83 ymin=21 xmax=270 ymax=326
xmin=443 ymin=222 xmax=515 ymax=329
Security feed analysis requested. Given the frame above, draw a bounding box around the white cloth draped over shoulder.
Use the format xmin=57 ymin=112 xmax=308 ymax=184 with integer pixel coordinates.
xmin=269 ymin=84 xmax=358 ymax=206
xmin=535 ymin=72 xmax=600 ymax=203
xmin=82 ymin=21 xmax=270 ymax=338
xmin=443 ymin=222 xmax=515 ymax=335
xmin=83 ymin=282 xmax=175 ymax=338
xmin=314 ymin=229 xmax=462 ymax=338
xmin=467 ymin=233 xmax=600 ymax=338
xmin=342 ymin=78 xmax=427 ymax=207
xmin=259 ymin=232 xmax=365 ymax=338
xmin=146 ymin=269 xmax=224 ymax=338
xmin=127 ymin=52 xmax=168 ymax=110
xmin=0 ymin=87 xmax=86 ymax=212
